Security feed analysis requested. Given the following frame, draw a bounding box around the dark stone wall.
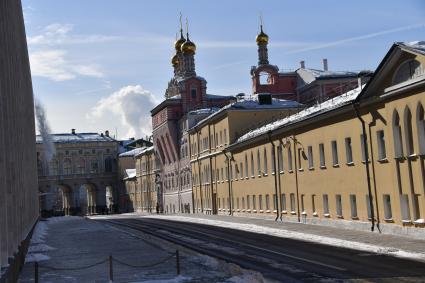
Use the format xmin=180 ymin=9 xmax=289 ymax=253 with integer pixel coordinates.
xmin=0 ymin=0 xmax=39 ymax=281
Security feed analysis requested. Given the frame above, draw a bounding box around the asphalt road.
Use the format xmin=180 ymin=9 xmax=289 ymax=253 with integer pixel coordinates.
xmin=97 ymin=217 xmax=425 ymax=282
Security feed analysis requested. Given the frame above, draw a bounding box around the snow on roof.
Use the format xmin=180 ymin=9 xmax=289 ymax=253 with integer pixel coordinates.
xmin=193 ymin=97 xmax=303 ymax=130
xmin=134 ymin=146 xmax=154 ymax=158
xmin=237 ymin=86 xmax=363 ymax=143
xmin=119 ymin=147 xmax=147 ymax=157
xmin=124 ymin=169 xmax=136 ymax=180
xmin=36 ymin=133 xmax=115 ymax=144
xmin=206 ymin=94 xmax=235 ymax=100
xmin=304 ymin=68 xmax=358 ymax=79
xmin=188 ymin=107 xmax=220 ymax=115
xmin=400 ymin=41 xmax=425 ymax=55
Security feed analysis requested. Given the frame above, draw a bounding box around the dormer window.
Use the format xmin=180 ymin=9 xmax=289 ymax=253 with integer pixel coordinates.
xmin=392 ymin=59 xmax=424 ymax=86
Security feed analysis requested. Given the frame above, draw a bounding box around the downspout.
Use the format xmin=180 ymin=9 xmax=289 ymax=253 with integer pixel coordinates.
xmin=189 ymin=133 xmax=195 ymax=214
xmin=268 ymin=131 xmax=280 ymax=221
xmin=292 ymin=135 xmax=301 ymax=223
xmin=196 ymin=131 xmax=203 ymax=213
xmin=277 ymin=141 xmax=283 ymax=221
xmin=223 ymin=150 xmax=233 ymax=215
xmin=367 ymin=121 xmax=381 ymax=232
xmin=353 ymin=103 xmax=375 ymax=232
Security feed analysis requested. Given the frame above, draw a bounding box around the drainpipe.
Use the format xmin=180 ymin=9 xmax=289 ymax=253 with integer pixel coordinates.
xmin=277 ymin=141 xmax=283 ymax=221
xmin=196 ymin=131 xmax=203 ymax=213
xmin=353 ymin=104 xmax=375 ymax=232
xmin=268 ymin=131 xmax=280 ymax=221
xmin=292 ymin=135 xmax=301 ymax=223
xmin=223 ymin=150 xmax=233 ymax=215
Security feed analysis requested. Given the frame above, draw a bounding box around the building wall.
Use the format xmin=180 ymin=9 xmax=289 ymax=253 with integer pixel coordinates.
xmin=37 ymin=141 xmax=118 ymax=216
xmin=135 ymin=150 xmax=158 ymax=213
xmin=0 ymin=0 xmax=39 ymax=279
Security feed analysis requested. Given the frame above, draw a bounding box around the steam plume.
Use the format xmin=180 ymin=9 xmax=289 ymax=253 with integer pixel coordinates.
xmin=35 ymin=99 xmax=56 ymax=162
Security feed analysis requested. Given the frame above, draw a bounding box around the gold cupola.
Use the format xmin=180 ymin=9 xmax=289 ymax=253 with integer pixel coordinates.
xmin=181 ymin=33 xmax=196 ymax=54
xmin=171 ymin=54 xmax=179 ymax=66
xmin=174 ymin=30 xmax=186 ymax=52
xmin=256 ymin=25 xmax=269 ymax=44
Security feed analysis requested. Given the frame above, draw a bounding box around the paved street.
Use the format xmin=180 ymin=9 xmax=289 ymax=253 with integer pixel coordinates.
xmin=19 ymin=217 xmax=263 ymax=283
xmin=94 ymin=214 xmax=425 ymax=282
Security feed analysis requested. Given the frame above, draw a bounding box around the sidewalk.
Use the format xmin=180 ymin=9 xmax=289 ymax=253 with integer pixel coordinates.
xmin=114 ymin=213 xmax=425 ymax=262
xmin=18 ymin=216 xmax=266 ymax=283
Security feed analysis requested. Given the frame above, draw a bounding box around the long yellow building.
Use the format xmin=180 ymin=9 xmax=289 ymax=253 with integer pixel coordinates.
xmin=189 ymin=41 xmax=425 ymax=235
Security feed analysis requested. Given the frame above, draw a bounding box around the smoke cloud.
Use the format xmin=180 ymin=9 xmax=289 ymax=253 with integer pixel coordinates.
xmin=35 ymin=99 xmax=56 ymax=162
xmin=88 ymin=85 xmax=158 ymax=138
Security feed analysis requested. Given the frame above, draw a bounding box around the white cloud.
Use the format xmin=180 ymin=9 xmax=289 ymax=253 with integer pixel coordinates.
xmin=87 ymin=85 xmax=158 ymax=138
xmin=27 ymin=23 xmax=119 ymax=45
xmin=29 ymin=49 xmax=103 ymax=81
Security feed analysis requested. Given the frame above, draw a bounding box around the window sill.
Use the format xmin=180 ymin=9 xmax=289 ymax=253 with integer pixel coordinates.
xmin=298 ymin=168 xmax=304 ymax=172
xmin=272 ymin=210 xmax=277 ymax=213
xmin=414 ymin=219 xmax=425 ymax=224
xmin=246 ymin=209 xmax=251 ymax=213
xmin=361 ymin=160 xmax=371 ymax=164
xmin=324 ymin=213 xmax=330 ymax=218
xmin=279 ymin=171 xmax=284 ymax=174
xmin=346 ymin=161 xmax=354 ymax=166
xmin=245 ymin=177 xmax=249 ymax=180
xmin=259 ymin=210 xmax=264 ymax=213
xmin=271 ymin=172 xmax=275 ymax=175
xmin=290 ymin=211 xmax=296 ymax=215
xmin=333 ymin=164 xmax=340 ymax=168
xmin=402 ymin=220 xmax=412 ymax=224
xmin=257 ymin=175 xmax=262 ymax=178
xmin=313 ymin=212 xmax=318 ymax=217
xmin=281 ymin=210 xmax=287 ymax=214
xmin=301 ymin=211 xmax=307 ymax=215
xmin=384 ymin=218 xmax=394 ymax=223
xmin=263 ymin=173 xmax=268 ymax=177
xmin=407 ymin=154 xmax=418 ymax=160
xmin=252 ymin=210 xmax=257 ymax=213
xmin=351 ymin=216 xmax=359 ymax=220
xmin=242 ymin=209 xmax=246 ymax=212
xmin=308 ymin=167 xmax=314 ymax=171
xmin=236 ymin=209 xmax=240 ymax=212
xmin=337 ymin=215 xmax=344 ymax=219
xmin=320 ymin=165 xmax=326 ymax=169
xmin=377 ymin=158 xmax=389 ymax=163
xmin=288 ymin=170 xmax=294 ymax=173
xmin=251 ymin=175 xmax=255 ymax=178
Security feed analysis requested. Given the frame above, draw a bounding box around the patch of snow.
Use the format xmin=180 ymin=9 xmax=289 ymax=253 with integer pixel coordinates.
xmin=36 ymin=132 xmax=115 ymax=144
xmin=403 ymin=41 xmax=425 ymax=55
xmin=134 ymin=146 xmax=154 ymax=158
xmin=25 ymin=253 xmax=50 ymax=263
xmin=130 ymin=275 xmax=192 ymax=283
xmin=237 ymin=86 xmax=363 ymax=143
xmin=304 ymin=68 xmax=358 ymax=78
xmin=119 ymin=147 xmax=148 ymax=157
xmin=225 ymin=271 xmax=265 ymax=283
xmin=124 ymin=168 xmax=137 ymax=179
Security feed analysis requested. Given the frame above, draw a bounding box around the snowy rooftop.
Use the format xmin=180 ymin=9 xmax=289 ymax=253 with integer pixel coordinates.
xmin=237 ymin=86 xmax=363 ymax=143
xmin=124 ymin=169 xmax=136 ymax=179
xmin=188 ymin=107 xmax=220 ymax=116
xmin=304 ymin=68 xmax=358 ymax=79
xmin=400 ymin=41 xmax=425 ymax=55
xmin=119 ymin=147 xmax=147 ymax=158
xmin=192 ymin=97 xmax=303 ymax=130
xmin=134 ymin=146 xmax=154 ymax=158
xmin=36 ymin=133 xmax=115 ymax=144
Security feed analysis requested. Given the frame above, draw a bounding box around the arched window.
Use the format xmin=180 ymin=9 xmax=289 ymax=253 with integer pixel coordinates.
xmin=404 ymin=107 xmax=415 ymax=156
xmin=417 ymin=103 xmax=425 ymax=155
xmin=90 ymin=159 xmax=99 ymax=173
xmin=393 ymin=59 xmax=425 ymax=85
xmin=63 ymin=158 xmax=72 ymax=175
xmin=393 ymin=110 xmax=404 ymax=158
xmin=77 ymin=158 xmax=85 ymax=174
xmin=259 ymin=71 xmax=272 ymax=85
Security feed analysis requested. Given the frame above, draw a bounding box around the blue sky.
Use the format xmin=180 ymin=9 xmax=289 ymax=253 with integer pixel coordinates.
xmin=23 ymin=0 xmax=425 ymax=139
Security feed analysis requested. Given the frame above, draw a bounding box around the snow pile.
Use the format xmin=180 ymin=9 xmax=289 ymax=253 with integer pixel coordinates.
xmin=130 ymin=275 xmax=192 ymax=283
xmin=25 ymin=220 xmax=52 ymax=263
xmin=237 ymin=86 xmax=362 ymax=143
xmin=134 ymin=146 xmax=154 ymax=158
xmin=404 ymin=41 xmax=425 ymax=55
xmin=305 ymin=68 xmax=357 ymax=78
xmin=144 ymin=215 xmax=425 ymax=263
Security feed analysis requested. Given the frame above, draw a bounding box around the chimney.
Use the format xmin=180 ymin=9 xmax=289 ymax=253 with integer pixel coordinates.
xmin=100 ymin=133 xmax=104 ymax=137
xmin=300 ymin=60 xmax=305 ymax=69
xmin=105 ymin=130 xmax=109 ymax=137
xmin=323 ymin=58 xmax=328 ymax=71
xmin=71 ymin=129 xmax=76 ymax=135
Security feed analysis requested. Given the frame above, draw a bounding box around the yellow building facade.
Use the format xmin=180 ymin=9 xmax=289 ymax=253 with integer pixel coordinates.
xmin=190 ymin=42 xmax=425 ymax=235
xmin=135 ymin=146 xmax=159 ymax=213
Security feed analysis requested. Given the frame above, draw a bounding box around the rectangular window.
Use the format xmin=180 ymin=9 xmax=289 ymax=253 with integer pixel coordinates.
xmin=263 ymin=148 xmax=268 ymax=175
xmin=345 ymin=137 xmax=353 ymax=164
xmin=257 ymin=150 xmax=261 ymax=176
xmin=259 ymin=195 xmax=263 ymax=210
xmin=312 ymin=195 xmax=316 ymax=214
xmin=251 ymin=153 xmax=255 ymax=177
xmin=272 ymin=194 xmax=277 ymax=210
xmin=253 ymin=195 xmax=257 ymax=210
xmin=301 ymin=194 xmax=305 ymax=213
xmin=288 ymin=147 xmax=293 ymax=171
xmin=323 ymin=194 xmax=329 ymax=215
xmin=350 ymin=194 xmax=357 ymax=218
xmin=224 ymin=129 xmax=227 ymax=144
xmin=319 ymin=143 xmax=325 ymax=168
xmin=240 ymin=162 xmax=243 ymax=179
xmin=237 ymin=198 xmax=240 ymax=209
xmin=191 ymin=88 xmax=197 ymax=99
xmin=366 ymin=194 xmax=372 ymax=219
xmin=245 ymin=155 xmax=249 ymax=178
xmin=281 ymin=193 xmax=286 ymax=211
xmin=360 ymin=134 xmax=368 ymax=162
xmin=271 ymin=146 xmax=275 ymax=174
xmin=290 ymin=193 xmax=296 ymax=213
xmin=332 ymin=141 xmax=339 ymax=166
xmin=401 ymin=194 xmax=411 ymax=221
xmin=383 ymin=194 xmax=392 ymax=220
xmin=278 ymin=145 xmax=284 ymax=172
xmin=336 ymin=194 xmax=342 ymax=216
xmin=376 ymin=130 xmax=387 ymax=160
xmin=266 ymin=194 xmax=270 ymax=210
xmin=220 ymin=131 xmax=223 ymax=145
xmin=247 ymin=195 xmax=250 ymax=209
xmin=297 ymin=148 xmax=303 ymax=170
xmin=242 ymin=197 xmax=245 ymax=209
xmin=307 ymin=146 xmax=313 ymax=169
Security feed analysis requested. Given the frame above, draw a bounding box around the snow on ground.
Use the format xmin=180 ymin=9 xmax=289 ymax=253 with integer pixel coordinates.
xmin=141 ymin=215 xmax=425 ymax=263
xmin=25 ymin=216 xmax=81 ymax=263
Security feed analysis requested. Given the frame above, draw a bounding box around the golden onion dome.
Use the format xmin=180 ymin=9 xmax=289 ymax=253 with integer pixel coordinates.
xmin=181 ymin=37 xmax=196 ymax=54
xmin=256 ymin=26 xmax=269 ymax=44
xmin=174 ymin=32 xmax=186 ymax=52
xmin=171 ymin=54 xmax=179 ymax=66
